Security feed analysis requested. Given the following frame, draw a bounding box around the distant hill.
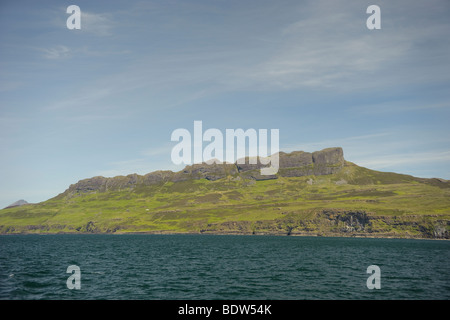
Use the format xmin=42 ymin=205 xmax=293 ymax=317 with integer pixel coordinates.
xmin=4 ymin=199 xmax=29 ymax=209
xmin=0 ymin=148 xmax=449 ymax=238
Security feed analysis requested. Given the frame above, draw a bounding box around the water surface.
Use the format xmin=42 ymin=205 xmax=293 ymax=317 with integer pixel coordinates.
xmin=0 ymin=234 xmax=449 ymax=299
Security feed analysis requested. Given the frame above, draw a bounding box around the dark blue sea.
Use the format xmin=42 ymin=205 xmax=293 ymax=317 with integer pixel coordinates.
xmin=0 ymin=234 xmax=449 ymax=300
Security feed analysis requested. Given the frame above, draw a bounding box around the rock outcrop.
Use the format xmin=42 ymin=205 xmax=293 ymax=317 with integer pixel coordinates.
xmin=172 ymin=162 xmax=238 ymax=182
xmin=63 ymin=147 xmax=345 ymax=196
xmin=278 ymin=147 xmax=344 ymax=177
xmin=237 ymin=147 xmax=345 ymax=179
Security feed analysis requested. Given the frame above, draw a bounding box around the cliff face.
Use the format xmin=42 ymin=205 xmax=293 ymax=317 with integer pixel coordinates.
xmin=236 ymin=147 xmax=344 ymax=180
xmin=65 ymin=147 xmax=345 ymax=196
xmin=172 ymin=162 xmax=239 ymax=182
xmin=278 ymin=147 xmax=344 ymax=178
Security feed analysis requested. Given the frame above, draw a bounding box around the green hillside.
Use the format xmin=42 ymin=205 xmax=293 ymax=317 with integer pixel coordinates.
xmin=1 ymin=155 xmax=449 ymax=239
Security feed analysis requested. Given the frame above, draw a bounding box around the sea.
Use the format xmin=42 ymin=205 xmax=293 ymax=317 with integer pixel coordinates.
xmin=0 ymin=234 xmax=449 ymax=300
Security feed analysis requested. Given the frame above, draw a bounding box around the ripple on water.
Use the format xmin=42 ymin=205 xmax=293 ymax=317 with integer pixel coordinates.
xmin=0 ymin=234 xmax=449 ymax=300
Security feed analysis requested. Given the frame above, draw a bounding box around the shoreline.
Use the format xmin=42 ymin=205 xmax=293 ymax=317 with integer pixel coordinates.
xmin=1 ymin=230 xmax=448 ymax=241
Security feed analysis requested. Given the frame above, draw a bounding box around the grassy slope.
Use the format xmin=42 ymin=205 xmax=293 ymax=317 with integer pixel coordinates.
xmin=1 ymin=162 xmax=449 ymax=238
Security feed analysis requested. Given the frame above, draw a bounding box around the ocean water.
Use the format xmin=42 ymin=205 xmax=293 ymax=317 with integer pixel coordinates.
xmin=0 ymin=234 xmax=449 ymax=300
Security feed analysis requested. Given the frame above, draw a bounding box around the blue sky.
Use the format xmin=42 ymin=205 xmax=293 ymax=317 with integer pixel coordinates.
xmin=1 ymin=0 xmax=449 ymax=208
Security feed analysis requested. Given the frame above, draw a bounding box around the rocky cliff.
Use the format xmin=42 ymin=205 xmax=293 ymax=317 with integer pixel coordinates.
xmin=64 ymin=147 xmax=345 ymax=197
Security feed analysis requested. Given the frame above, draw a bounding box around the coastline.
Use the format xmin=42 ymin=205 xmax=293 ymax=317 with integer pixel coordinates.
xmin=1 ymin=230 xmax=448 ymax=241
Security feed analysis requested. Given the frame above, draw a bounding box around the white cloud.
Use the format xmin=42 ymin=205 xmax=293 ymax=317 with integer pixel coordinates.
xmin=282 ymin=132 xmax=394 ymax=154
xmin=233 ymin=26 xmax=408 ymax=91
xmin=50 ymin=8 xmax=114 ymax=36
xmin=81 ymin=11 xmax=114 ymax=36
xmin=348 ymin=101 xmax=450 ymax=116
xmin=32 ymin=0 xmax=449 ymax=116
xmin=39 ymin=45 xmax=71 ymax=59
xmin=216 ymin=0 xmax=450 ymax=93
xmin=357 ymin=151 xmax=450 ymax=170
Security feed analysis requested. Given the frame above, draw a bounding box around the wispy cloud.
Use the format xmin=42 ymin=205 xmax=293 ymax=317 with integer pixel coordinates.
xmin=81 ymin=11 xmax=114 ymax=36
xmin=231 ymin=22 xmax=408 ymax=91
xmin=35 ymin=44 xmax=130 ymax=61
xmin=31 ymin=0 xmax=449 ymax=117
xmin=217 ymin=0 xmax=450 ymax=93
xmin=282 ymin=132 xmax=394 ymax=154
xmin=281 ymin=131 xmax=450 ymax=177
xmin=349 ymin=101 xmax=450 ymax=116
xmin=77 ymin=46 xmax=131 ymax=57
xmin=48 ymin=7 xmax=114 ymax=36
xmin=358 ymin=150 xmax=450 ymax=170
xmin=39 ymin=45 xmax=71 ymax=59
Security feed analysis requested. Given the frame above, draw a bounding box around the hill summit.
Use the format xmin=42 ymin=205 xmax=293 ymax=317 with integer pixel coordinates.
xmin=65 ymin=147 xmax=344 ymax=196
xmin=4 ymin=199 xmax=28 ymax=209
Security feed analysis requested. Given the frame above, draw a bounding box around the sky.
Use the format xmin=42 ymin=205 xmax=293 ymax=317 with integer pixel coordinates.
xmin=0 ymin=0 xmax=449 ymax=208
